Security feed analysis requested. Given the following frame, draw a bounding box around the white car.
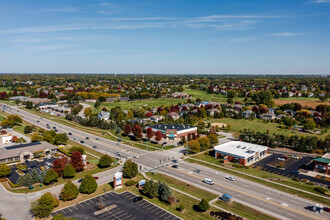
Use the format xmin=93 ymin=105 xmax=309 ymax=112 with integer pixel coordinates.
xmin=133 ymin=155 xmax=139 ymax=159
xmin=203 ymin=178 xmax=214 ymax=185
xmin=278 ymin=157 xmax=285 ymax=161
xmin=292 ymin=156 xmax=300 ymax=159
xmin=226 ymin=176 xmax=235 ymax=181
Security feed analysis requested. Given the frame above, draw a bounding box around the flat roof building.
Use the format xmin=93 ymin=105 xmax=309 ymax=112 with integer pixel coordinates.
xmin=146 ymin=124 xmax=197 ymax=140
xmin=0 ymin=141 xmax=57 ymax=164
xmin=214 ymin=141 xmax=268 ymax=166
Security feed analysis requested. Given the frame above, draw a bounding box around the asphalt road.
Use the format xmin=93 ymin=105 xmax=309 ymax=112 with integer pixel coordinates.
xmin=1 ymin=104 xmax=329 ymax=220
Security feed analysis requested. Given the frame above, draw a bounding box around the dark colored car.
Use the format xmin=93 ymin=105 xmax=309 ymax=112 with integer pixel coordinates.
xmin=54 ymin=129 xmax=58 ymax=132
xmin=291 ymin=170 xmax=300 ymax=175
xmin=85 ymin=137 xmax=89 ymax=139
xmin=172 ymin=165 xmax=178 ymax=168
xmin=133 ymin=197 xmax=143 ymax=202
xmin=305 ymin=206 xmax=315 ymax=211
xmin=53 ymin=127 xmax=56 ymax=129
xmin=80 ymin=140 xmax=84 ymax=144
xmin=37 ymin=120 xmax=40 ymax=123
xmin=172 ymin=159 xmax=178 ymax=163
xmin=31 ymin=165 xmax=37 ymax=169
xmin=96 ymin=138 xmax=99 ymax=140
xmin=93 ymin=145 xmax=98 ymax=149
xmin=78 ymin=178 xmax=83 ymax=183
xmin=25 ymin=160 xmax=30 ymax=165
xmin=68 ymin=132 xmax=72 ymax=135
xmin=282 ymin=156 xmax=288 ymax=159
xmin=323 ymin=207 xmax=330 ymax=212
xmin=194 ymin=169 xmax=201 ymax=173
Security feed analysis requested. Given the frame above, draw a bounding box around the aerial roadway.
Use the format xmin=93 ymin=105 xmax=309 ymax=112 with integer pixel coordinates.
xmin=1 ymin=104 xmax=329 ymax=220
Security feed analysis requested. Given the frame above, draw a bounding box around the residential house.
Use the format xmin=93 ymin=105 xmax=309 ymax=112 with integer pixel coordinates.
xmin=98 ymin=111 xmax=110 ymax=121
xmin=241 ymin=110 xmax=253 ymax=118
xmin=150 ymin=115 xmax=164 ymax=123
xmin=207 ymin=108 xmax=220 ymax=117
xmin=165 ymin=112 xmax=180 ymax=120
xmin=260 ymin=113 xmax=275 ymax=120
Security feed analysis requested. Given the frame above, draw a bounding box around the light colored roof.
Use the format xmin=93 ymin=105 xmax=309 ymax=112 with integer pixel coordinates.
xmin=0 ymin=141 xmax=57 ymax=160
xmin=214 ymin=141 xmax=268 ymax=159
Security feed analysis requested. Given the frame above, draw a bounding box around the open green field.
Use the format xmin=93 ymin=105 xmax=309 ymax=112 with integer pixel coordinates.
xmin=183 ymin=87 xmax=232 ymax=103
xmin=99 ymin=98 xmax=186 ymax=111
xmin=186 ymin=154 xmax=330 ymax=206
xmin=210 ymin=118 xmax=329 ymax=138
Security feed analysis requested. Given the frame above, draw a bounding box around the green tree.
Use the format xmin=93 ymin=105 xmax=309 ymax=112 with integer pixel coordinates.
xmin=31 ymin=132 xmax=42 ymax=142
xmin=54 ymin=133 xmax=68 ymax=145
xmin=24 ymin=125 xmax=33 ymax=134
xmin=68 ymin=146 xmax=84 ymax=155
xmin=23 ymin=173 xmax=34 ymax=187
xmin=63 ymin=164 xmax=76 ymax=179
xmin=79 ymin=174 xmax=97 ymax=194
xmin=0 ymin=115 xmax=22 ymax=127
xmin=198 ymin=137 xmax=210 ymax=151
xmin=98 ymin=155 xmax=113 ymax=168
xmin=197 ymin=199 xmax=210 ymax=212
xmin=43 ymin=169 xmax=59 ymax=185
xmin=123 ymin=160 xmax=138 ymax=178
xmin=188 ymin=139 xmax=200 ymax=153
xmin=26 ymin=101 xmax=33 ymax=109
xmin=31 ymin=192 xmax=59 ymax=218
xmin=60 ymin=181 xmax=79 ymax=201
xmin=30 ymin=168 xmax=40 ymax=184
xmin=158 ymin=181 xmax=172 ymax=203
xmin=207 ymin=133 xmax=218 ymax=146
xmin=0 ymin=164 xmax=11 ymax=177
xmin=303 ymin=118 xmax=316 ymax=131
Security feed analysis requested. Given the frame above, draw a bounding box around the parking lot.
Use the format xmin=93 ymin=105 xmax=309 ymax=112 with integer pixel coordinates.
xmin=254 ymin=154 xmax=330 ymax=187
xmin=51 ymin=191 xmax=181 ymax=220
xmin=7 ymin=157 xmax=55 ymax=184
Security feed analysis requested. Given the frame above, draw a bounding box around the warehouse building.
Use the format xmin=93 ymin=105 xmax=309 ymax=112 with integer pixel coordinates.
xmin=146 ymin=124 xmax=197 ymax=140
xmin=214 ymin=141 xmax=268 ymax=166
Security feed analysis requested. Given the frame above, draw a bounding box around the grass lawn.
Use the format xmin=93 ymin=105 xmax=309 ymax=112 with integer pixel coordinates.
xmin=213 ymin=200 xmax=278 ymax=220
xmin=210 ymin=118 xmax=329 ymax=138
xmin=186 ymin=154 xmax=330 ymax=206
xmin=146 ymin=172 xmax=217 ymax=202
xmin=99 ymin=98 xmax=186 ymax=111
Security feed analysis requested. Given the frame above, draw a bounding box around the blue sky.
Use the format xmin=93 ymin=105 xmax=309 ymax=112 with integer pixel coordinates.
xmin=0 ymin=0 xmax=329 ymax=74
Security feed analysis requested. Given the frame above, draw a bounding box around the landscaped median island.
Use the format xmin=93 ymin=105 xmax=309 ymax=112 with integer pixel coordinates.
xmin=185 ymin=152 xmax=330 ymax=206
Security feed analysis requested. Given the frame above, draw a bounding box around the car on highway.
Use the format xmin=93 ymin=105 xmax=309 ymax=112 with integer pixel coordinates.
xmin=292 ymin=156 xmax=300 ymax=159
xmin=133 ymin=155 xmax=139 ymax=159
xmin=54 ymin=129 xmax=58 ymax=132
xmin=226 ymin=176 xmax=235 ymax=181
xmin=37 ymin=120 xmax=40 ymax=123
xmin=172 ymin=159 xmax=178 ymax=163
xmin=172 ymin=165 xmax=178 ymax=168
xmin=68 ymin=132 xmax=72 ymax=135
xmin=93 ymin=145 xmax=98 ymax=149
xmin=133 ymin=196 xmax=143 ymax=202
xmin=94 ymin=176 xmax=99 ymax=180
xmin=78 ymin=178 xmax=83 ymax=183
xmin=194 ymin=169 xmax=201 ymax=173
xmin=80 ymin=140 xmax=84 ymax=144
xmin=53 ymin=127 xmax=56 ymax=129
xmin=323 ymin=207 xmax=330 ymax=212
xmin=277 ymin=157 xmax=285 ymax=161
xmin=96 ymin=138 xmax=99 ymax=140
xmin=291 ymin=170 xmax=300 ymax=175
xmin=85 ymin=137 xmax=89 ymax=139
xmin=203 ymin=178 xmax=214 ymax=185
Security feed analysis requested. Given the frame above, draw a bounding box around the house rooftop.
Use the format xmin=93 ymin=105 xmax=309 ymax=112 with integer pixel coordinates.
xmin=147 ymin=124 xmax=196 ymax=131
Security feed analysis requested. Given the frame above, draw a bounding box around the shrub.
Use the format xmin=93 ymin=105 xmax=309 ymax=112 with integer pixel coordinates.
xmin=301 ymin=179 xmax=309 ymax=183
xmin=158 ymin=181 xmax=172 ymax=203
xmin=52 ymin=214 xmax=76 ymax=220
xmin=177 ymin=204 xmax=184 ymax=212
xmin=0 ymin=164 xmax=11 ymax=177
xmin=43 ymin=169 xmax=59 ymax=185
xmin=63 ymin=164 xmax=76 ymax=179
xmin=315 ymin=187 xmax=328 ymax=194
xmin=70 ymin=151 xmax=84 ymax=172
xmin=197 ymin=199 xmax=210 ymax=212
xmin=79 ymin=174 xmax=97 ymax=194
xmin=98 ymin=155 xmax=113 ymax=168
xmin=125 ymin=180 xmax=137 ymax=186
xmin=232 ymin=164 xmax=243 ymax=168
xmin=292 ymin=177 xmax=300 ymax=182
xmin=60 ymin=181 xmax=79 ymax=201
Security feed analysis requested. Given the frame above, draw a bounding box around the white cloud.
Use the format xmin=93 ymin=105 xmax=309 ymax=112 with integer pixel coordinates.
xmin=313 ymin=0 xmax=330 ymax=3
xmin=228 ymin=37 xmax=257 ymax=43
xmin=41 ymin=7 xmax=80 ymax=13
xmin=272 ymin=32 xmax=305 ymax=36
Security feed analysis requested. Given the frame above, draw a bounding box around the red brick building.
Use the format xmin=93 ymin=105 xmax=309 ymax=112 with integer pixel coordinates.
xmin=146 ymin=124 xmax=197 ymax=140
xmin=313 ymin=154 xmax=330 ymax=175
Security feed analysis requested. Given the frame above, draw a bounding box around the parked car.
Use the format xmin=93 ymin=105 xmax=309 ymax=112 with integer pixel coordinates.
xmin=78 ymin=178 xmax=83 ymax=183
xmin=203 ymin=178 xmax=214 ymax=185
xmin=133 ymin=155 xmax=139 ymax=159
xmin=292 ymin=156 xmax=300 ymax=159
xmin=226 ymin=176 xmax=235 ymax=181
xmin=37 ymin=120 xmax=40 ymax=123
xmin=54 ymin=129 xmax=58 ymax=132
xmin=172 ymin=159 xmax=178 ymax=163
xmin=133 ymin=196 xmax=143 ymax=202
xmin=94 ymin=176 xmax=99 ymax=180
xmin=96 ymin=138 xmax=99 ymax=140
xmin=53 ymin=127 xmax=56 ymax=129
xmin=93 ymin=145 xmax=98 ymax=149
xmin=194 ymin=169 xmax=201 ymax=173
xmin=323 ymin=207 xmax=330 ymax=212
xmin=291 ymin=170 xmax=300 ymax=175
xmin=45 ymin=161 xmax=52 ymax=167
xmin=25 ymin=160 xmax=30 ymax=165
xmin=282 ymin=156 xmax=288 ymax=159
xmin=172 ymin=165 xmax=178 ymax=168
xmin=278 ymin=157 xmax=285 ymax=161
